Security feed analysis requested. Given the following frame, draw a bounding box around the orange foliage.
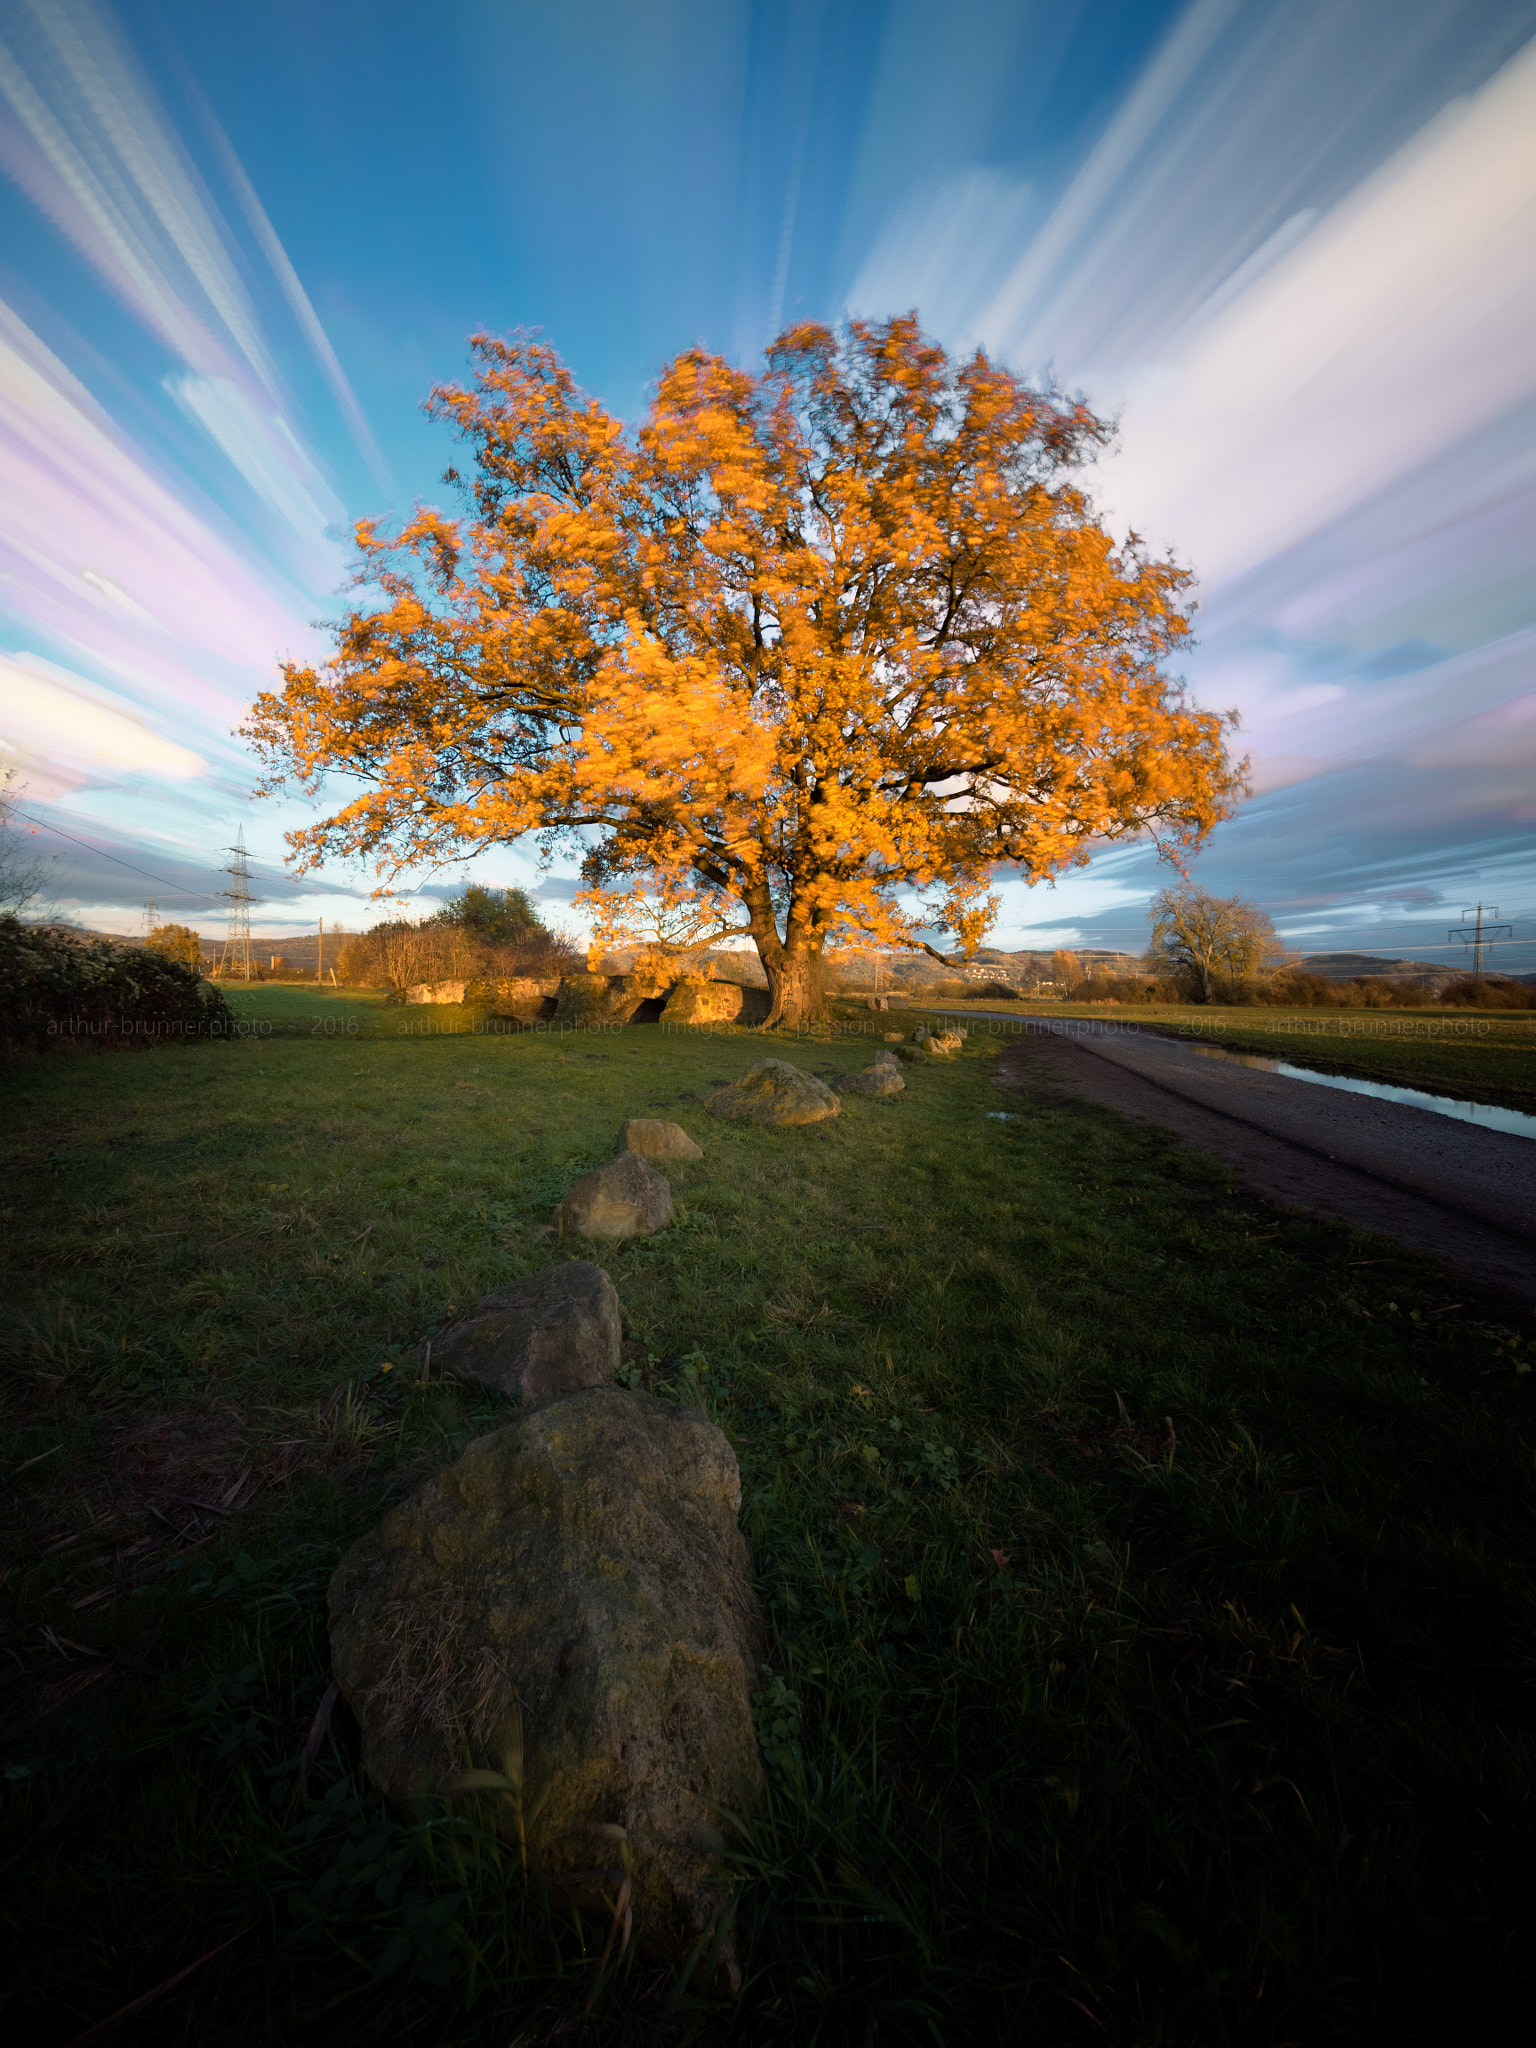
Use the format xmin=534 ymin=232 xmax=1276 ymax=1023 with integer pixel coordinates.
xmin=244 ymin=318 xmax=1244 ymax=1026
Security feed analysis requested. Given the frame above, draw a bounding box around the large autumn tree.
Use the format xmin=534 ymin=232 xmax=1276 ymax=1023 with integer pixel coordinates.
xmin=245 ymin=317 xmax=1243 ymax=1027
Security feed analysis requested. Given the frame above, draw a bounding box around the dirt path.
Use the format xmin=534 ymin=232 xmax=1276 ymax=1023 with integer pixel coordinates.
xmin=986 ymin=1020 xmax=1536 ymax=1315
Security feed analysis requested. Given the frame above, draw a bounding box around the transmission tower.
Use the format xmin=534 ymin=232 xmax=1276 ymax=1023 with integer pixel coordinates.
xmin=217 ymin=832 xmax=259 ymax=981
xmin=141 ymin=898 xmax=158 ymax=940
xmin=1448 ymin=903 xmax=1511 ymax=983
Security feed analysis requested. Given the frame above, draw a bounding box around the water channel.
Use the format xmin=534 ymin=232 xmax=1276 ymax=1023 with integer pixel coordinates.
xmin=1192 ymin=1045 xmax=1536 ymax=1141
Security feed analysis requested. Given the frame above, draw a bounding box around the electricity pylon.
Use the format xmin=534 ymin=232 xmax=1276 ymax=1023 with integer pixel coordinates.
xmin=1448 ymin=903 xmax=1511 ymax=983
xmin=141 ymin=898 xmax=158 ymax=938
xmin=217 ymin=832 xmax=259 ymax=981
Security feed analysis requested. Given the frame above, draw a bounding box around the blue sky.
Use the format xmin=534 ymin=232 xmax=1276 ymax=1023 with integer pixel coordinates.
xmin=1 ymin=0 xmax=1533 ymax=973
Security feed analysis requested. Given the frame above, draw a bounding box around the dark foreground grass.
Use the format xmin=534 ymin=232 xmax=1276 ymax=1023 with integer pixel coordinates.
xmin=1 ymin=999 xmax=1534 ymax=2045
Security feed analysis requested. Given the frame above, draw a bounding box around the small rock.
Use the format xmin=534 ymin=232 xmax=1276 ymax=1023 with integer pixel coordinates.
xmin=835 ymin=1065 xmax=905 ymax=1097
xmin=925 ymin=1030 xmax=964 ymax=1057
xmin=555 ymin=1152 xmax=674 ymax=1238
xmin=882 ymin=1031 xmax=904 ymax=1043
xmin=706 ymin=1058 xmax=841 ymax=1126
xmin=620 ymin=1117 xmax=703 ymax=1162
xmin=428 ymin=1261 xmax=619 ymax=1400
xmin=913 ymin=1025 xmax=931 ymax=1043
xmin=328 ymin=1387 xmax=767 ymax=1965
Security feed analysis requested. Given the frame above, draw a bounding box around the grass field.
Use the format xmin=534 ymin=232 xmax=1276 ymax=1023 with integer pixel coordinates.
xmin=2 ymin=991 xmax=1534 ymax=2044
xmin=916 ymin=996 xmax=1536 ymax=1110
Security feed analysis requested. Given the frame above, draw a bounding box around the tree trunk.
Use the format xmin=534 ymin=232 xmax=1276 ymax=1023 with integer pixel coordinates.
xmin=760 ymin=939 xmax=827 ymax=1031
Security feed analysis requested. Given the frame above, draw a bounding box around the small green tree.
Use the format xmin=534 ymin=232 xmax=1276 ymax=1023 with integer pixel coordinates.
xmin=1147 ymin=887 xmax=1283 ymax=1003
xmin=431 ymin=884 xmax=543 ymax=945
xmin=144 ymin=923 xmax=205 ymax=974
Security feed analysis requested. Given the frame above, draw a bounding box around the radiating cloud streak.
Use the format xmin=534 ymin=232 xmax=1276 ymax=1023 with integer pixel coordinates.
xmin=846 ymin=1 xmax=1536 ymax=947
xmin=188 ymin=85 xmax=394 ymax=493
xmin=1098 ymin=35 xmax=1536 ymax=586
xmin=0 ymin=0 xmax=384 ymax=563
xmin=0 ymin=299 xmax=321 ymax=823
xmin=0 ymin=0 xmax=274 ymax=390
xmin=976 ymin=0 xmax=1240 ymax=357
xmin=0 ymin=650 xmax=205 ymax=778
xmin=166 ymin=373 xmax=344 ymax=549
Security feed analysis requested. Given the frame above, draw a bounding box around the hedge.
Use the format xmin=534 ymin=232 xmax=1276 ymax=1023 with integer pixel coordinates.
xmin=0 ymin=917 xmax=235 ymax=1053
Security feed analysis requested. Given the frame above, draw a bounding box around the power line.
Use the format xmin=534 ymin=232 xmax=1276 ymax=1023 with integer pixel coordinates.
xmin=9 ymin=805 xmax=323 ymax=926
xmin=9 ymin=806 xmax=230 ymax=903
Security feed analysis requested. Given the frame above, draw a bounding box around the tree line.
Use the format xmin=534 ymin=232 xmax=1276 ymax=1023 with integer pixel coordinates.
xmin=1048 ymin=887 xmax=1534 ymax=1008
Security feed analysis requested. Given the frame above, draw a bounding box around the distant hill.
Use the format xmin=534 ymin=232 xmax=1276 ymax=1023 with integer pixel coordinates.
xmin=1300 ymin=952 xmax=1454 ymax=986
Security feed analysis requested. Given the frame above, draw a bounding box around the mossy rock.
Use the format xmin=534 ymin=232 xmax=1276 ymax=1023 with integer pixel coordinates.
xmin=329 ymin=1388 xmax=767 ymax=1962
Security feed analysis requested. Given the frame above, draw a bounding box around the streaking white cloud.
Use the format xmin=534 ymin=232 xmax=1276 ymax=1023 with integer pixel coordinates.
xmin=188 ymin=84 xmax=393 ymax=492
xmin=1098 ymin=34 xmax=1536 ymax=585
xmin=0 ymin=0 xmax=384 ymax=555
xmin=167 ymin=373 xmax=344 ymax=549
xmin=0 ymin=649 xmax=205 ymax=777
xmin=976 ymin=0 xmax=1240 ymax=359
xmin=844 ymin=170 xmax=1035 ymax=344
xmin=0 ymin=0 xmax=274 ymax=390
xmin=78 ymin=565 xmax=154 ymax=619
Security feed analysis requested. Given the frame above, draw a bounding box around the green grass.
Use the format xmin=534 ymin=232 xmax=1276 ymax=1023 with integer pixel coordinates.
xmin=917 ymin=995 xmax=1536 ymax=1110
xmin=1 ymin=1010 xmax=1534 ymax=2044
xmin=215 ymin=981 xmax=386 ymax=1025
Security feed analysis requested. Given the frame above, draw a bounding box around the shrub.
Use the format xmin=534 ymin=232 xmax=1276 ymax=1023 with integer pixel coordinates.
xmin=1069 ymin=973 xmax=1165 ymax=1004
xmin=1441 ymin=977 xmax=1536 ymax=1010
xmin=0 ymin=917 xmax=234 ymax=1053
xmin=144 ymin=922 xmax=204 ymax=972
xmin=334 ymin=918 xmax=579 ymax=991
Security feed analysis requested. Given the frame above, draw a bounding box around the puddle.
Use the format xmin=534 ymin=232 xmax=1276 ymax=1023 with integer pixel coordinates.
xmin=1193 ymin=1045 xmax=1536 ymax=1141
xmin=985 ymin=1111 xmax=1017 ymax=1121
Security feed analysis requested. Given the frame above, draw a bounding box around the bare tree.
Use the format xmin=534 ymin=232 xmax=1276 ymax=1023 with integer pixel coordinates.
xmin=0 ymin=772 xmax=55 ymax=920
xmin=1147 ymin=886 xmax=1285 ymax=1002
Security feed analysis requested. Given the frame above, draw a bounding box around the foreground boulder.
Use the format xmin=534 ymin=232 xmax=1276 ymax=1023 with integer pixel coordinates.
xmin=427 ymin=1261 xmax=619 ymax=1399
xmin=328 ymin=1387 xmax=767 ymax=1961
xmin=706 ymin=1058 xmax=840 ymax=1126
xmin=923 ymin=1029 xmax=965 ymax=1057
xmin=620 ymin=1117 xmax=703 ymax=1162
xmin=555 ymin=1152 xmax=674 ymax=1238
